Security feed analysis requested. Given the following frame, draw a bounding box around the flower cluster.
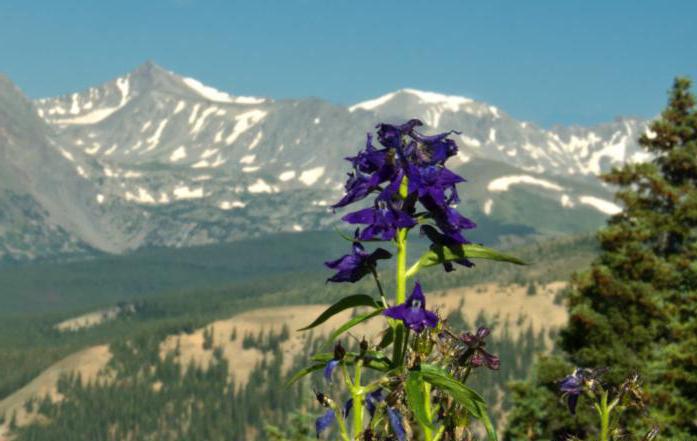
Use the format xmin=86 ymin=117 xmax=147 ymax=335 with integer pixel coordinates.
xmin=326 ymin=119 xmax=476 ymax=283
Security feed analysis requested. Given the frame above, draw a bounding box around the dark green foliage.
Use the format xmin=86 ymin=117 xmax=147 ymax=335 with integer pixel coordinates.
xmin=506 ymin=78 xmax=697 ymax=439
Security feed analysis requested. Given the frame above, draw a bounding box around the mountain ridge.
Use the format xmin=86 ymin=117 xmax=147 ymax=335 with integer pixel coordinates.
xmin=0 ymin=61 xmax=650 ymax=262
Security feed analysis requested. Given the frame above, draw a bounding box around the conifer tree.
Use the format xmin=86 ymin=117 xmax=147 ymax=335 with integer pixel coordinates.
xmin=505 ymin=77 xmax=697 ymax=440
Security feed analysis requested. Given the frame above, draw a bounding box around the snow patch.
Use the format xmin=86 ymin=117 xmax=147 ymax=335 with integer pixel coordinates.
xmin=143 ymin=119 xmax=169 ymax=152
xmin=183 ymin=77 xmax=265 ymax=104
xmin=483 ymin=199 xmax=493 ymax=215
xmin=459 ymin=135 xmax=481 ymax=148
xmin=125 ymin=187 xmax=156 ymax=204
xmin=560 ymin=194 xmax=574 ymax=208
xmin=219 ymin=200 xmax=246 ymax=210
xmin=225 ymin=110 xmax=268 ymax=145
xmin=59 ymin=148 xmax=75 ymax=162
xmin=240 ymin=154 xmax=256 ymax=164
xmin=292 ymin=224 xmax=303 ymax=232
xmin=579 ymin=196 xmax=621 ymax=215
xmin=85 ymin=143 xmax=101 ymax=155
xmin=279 ymin=170 xmax=296 ymax=181
xmin=96 ymin=194 xmax=105 ymax=204
xmin=201 ymin=148 xmax=219 ymax=159
xmin=190 ymin=106 xmax=218 ymax=134
xmin=299 ymin=167 xmax=325 ymax=186
xmin=242 ymin=166 xmax=261 ymax=173
xmin=173 ymin=186 xmax=204 ymax=200
xmin=314 ymin=117 xmax=320 ymax=124
xmin=248 ymin=131 xmax=263 ymax=150
xmin=174 ymin=101 xmax=186 ymax=114
xmin=248 ymin=179 xmax=274 ymax=193
xmin=488 ymin=175 xmax=563 ymax=192
xmin=170 ymin=146 xmax=187 ymax=162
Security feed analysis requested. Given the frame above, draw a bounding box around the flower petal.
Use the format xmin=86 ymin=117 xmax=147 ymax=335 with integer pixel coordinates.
xmin=315 ymin=409 xmax=336 ymax=438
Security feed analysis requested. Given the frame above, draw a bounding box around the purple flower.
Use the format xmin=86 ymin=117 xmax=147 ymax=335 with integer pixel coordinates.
xmin=342 ymin=203 xmax=416 ymax=241
xmin=387 ymin=407 xmax=406 ymax=441
xmin=325 ymin=240 xmax=392 ymax=283
xmin=407 ymin=164 xmax=464 ymax=206
xmin=383 ymin=282 xmax=439 ymax=332
xmin=315 ymin=409 xmax=336 ymax=438
xmin=376 ymin=119 xmax=423 ymax=150
xmin=560 ymin=369 xmax=586 ymax=415
xmin=460 ymin=327 xmax=500 ymax=370
xmin=323 ymin=342 xmax=346 ymax=382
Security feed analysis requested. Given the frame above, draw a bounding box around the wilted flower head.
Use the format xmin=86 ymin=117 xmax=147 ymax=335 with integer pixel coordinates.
xmin=383 ymin=282 xmax=439 ymax=332
xmin=459 ymin=326 xmax=500 ymax=370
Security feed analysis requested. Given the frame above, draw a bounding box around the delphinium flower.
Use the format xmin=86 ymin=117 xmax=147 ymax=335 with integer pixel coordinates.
xmin=383 ymin=282 xmax=439 ymax=332
xmin=327 ymin=118 xmax=477 ymax=274
xmin=560 ymin=368 xmax=586 ymax=415
xmin=323 ymin=342 xmax=346 ymax=382
xmin=325 ymin=235 xmax=391 ymax=283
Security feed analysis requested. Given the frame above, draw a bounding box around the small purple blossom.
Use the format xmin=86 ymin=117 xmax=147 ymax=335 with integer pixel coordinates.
xmin=343 ymin=203 xmax=416 ymax=241
xmin=325 ymin=240 xmax=391 ymax=283
xmin=383 ymin=282 xmax=439 ymax=332
xmin=386 ymin=407 xmax=406 ymax=441
xmin=315 ymin=409 xmax=336 ymax=438
xmin=560 ymin=369 xmax=586 ymax=415
xmin=460 ymin=327 xmax=500 ymax=370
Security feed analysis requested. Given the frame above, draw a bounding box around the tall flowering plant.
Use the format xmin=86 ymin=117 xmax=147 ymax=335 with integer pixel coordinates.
xmin=290 ymin=119 xmax=524 ymax=440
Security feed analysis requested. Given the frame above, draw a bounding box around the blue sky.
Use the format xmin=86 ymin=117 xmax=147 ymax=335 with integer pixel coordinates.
xmin=1 ymin=0 xmax=696 ymax=127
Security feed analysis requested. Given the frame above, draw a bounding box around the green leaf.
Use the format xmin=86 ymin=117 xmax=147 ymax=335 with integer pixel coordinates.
xmin=419 ymin=364 xmax=485 ymax=415
xmin=406 ymin=371 xmax=435 ymax=430
xmin=298 ymin=294 xmax=379 ymax=331
xmin=323 ymin=309 xmax=384 ymax=348
xmin=408 ymin=243 xmax=525 ymax=277
xmin=475 ymin=400 xmax=498 ymax=441
xmin=286 ymin=363 xmax=325 ymax=386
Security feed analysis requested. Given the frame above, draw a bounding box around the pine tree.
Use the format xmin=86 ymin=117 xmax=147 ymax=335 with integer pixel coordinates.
xmin=505 ymin=77 xmax=697 ymax=440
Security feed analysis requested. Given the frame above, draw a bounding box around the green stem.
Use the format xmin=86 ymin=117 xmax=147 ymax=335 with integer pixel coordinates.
xmin=332 ymin=400 xmax=351 ymax=441
xmin=423 ymin=382 xmax=434 ymax=441
xmin=352 ymin=360 xmax=364 ymax=440
xmin=392 ymin=175 xmax=410 ymax=367
xmin=596 ymin=391 xmax=611 ymax=441
xmin=370 ymin=268 xmax=388 ymax=308
xmin=432 ymin=424 xmax=446 ymax=441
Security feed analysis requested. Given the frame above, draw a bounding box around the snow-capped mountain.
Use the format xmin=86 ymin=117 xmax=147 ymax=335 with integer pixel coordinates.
xmin=0 ymin=61 xmax=653 ymax=262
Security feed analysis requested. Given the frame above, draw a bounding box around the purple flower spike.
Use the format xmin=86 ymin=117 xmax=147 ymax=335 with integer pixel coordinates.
xmin=315 ymin=409 xmax=336 ymax=438
xmin=383 ymin=282 xmax=439 ymax=332
xmin=325 ymin=241 xmax=392 ymax=283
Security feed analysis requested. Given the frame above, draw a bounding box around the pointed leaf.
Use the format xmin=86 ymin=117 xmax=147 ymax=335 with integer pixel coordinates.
xmin=475 ymin=400 xmax=498 ymax=441
xmin=323 ymin=309 xmax=384 ymax=348
xmin=408 ymin=244 xmax=525 ymax=277
xmin=419 ymin=364 xmax=485 ymax=416
xmin=286 ymin=363 xmax=325 ymax=386
xmin=298 ymin=294 xmax=379 ymax=331
xmin=406 ymin=371 xmax=435 ymax=430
